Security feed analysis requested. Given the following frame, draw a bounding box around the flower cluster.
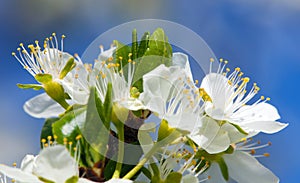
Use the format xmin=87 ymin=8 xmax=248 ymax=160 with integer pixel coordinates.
xmin=1 ymin=29 xmax=287 ymax=183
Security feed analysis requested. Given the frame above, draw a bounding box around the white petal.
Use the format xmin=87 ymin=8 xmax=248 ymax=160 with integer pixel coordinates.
xmin=189 ymin=117 xmax=230 ymax=154
xmin=231 ymin=103 xmax=281 ymax=123
xmin=165 ymin=111 xmax=199 ymax=132
xmin=242 ymin=120 xmax=288 ymax=134
xmin=24 ymin=93 xmax=65 ymax=118
xmin=32 ymin=145 xmax=77 ymax=182
xmin=224 ymin=151 xmax=279 ymax=183
xmin=98 ymin=47 xmax=116 ymax=61
xmin=141 ymin=65 xmax=185 ymax=115
xmin=172 ymin=52 xmax=193 ymax=81
xmin=200 ymin=73 xmax=234 ymax=119
xmin=220 ymin=123 xmax=246 ymax=144
xmin=204 ymin=162 xmax=227 ymax=183
xmin=20 ymin=155 xmax=35 ymax=173
xmin=0 ymin=164 xmax=41 ymax=183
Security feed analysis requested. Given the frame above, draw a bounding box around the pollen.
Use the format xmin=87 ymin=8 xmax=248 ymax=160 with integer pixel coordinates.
xmin=210 ymin=58 xmax=214 ymax=62
xmin=263 ymin=153 xmax=270 ymax=157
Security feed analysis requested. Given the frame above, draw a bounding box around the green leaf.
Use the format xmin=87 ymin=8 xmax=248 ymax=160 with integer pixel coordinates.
xmin=229 ymin=123 xmax=248 ymax=135
xmin=59 ymin=57 xmax=76 ymax=79
xmin=132 ymin=29 xmax=138 ymax=60
xmin=17 ymin=83 xmax=43 ymax=90
xmin=133 ymin=28 xmax=173 ymax=91
xmin=40 ymin=117 xmax=59 ymax=148
xmin=83 ymin=86 xmax=112 ymax=160
xmin=35 ymin=73 xmax=52 ymax=84
xmin=216 ymin=157 xmax=229 ymax=181
xmin=165 ymin=172 xmax=182 ymax=183
xmin=137 ymin=32 xmax=150 ymax=58
xmin=64 ymin=176 xmax=78 ymax=183
xmin=52 ymin=106 xmax=85 ymax=144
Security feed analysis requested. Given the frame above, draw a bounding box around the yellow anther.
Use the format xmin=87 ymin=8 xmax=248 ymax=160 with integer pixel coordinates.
xmin=99 ymin=45 xmax=103 ymax=49
xmin=68 ymin=141 xmax=73 ymax=146
xmin=250 ymin=149 xmax=256 ymax=155
xmin=35 ymin=40 xmax=39 ymax=45
xmin=76 ymin=135 xmax=82 ymax=140
xmin=28 ymin=44 xmax=34 ymax=49
xmin=119 ymin=56 xmax=123 ymax=60
xmin=266 ymin=97 xmax=271 ymax=101
xmin=12 ymin=52 xmax=16 ymax=56
xmin=52 ymin=32 xmax=56 ymax=36
xmin=210 ymin=58 xmax=214 ymax=62
xmin=44 ymin=143 xmax=49 ymax=147
xmin=62 ymin=35 xmax=66 ymax=39
xmin=63 ymin=138 xmax=68 ymax=142
xmin=74 ymin=53 xmax=79 ymax=57
xmin=128 ymin=53 xmax=132 ymax=57
xmin=47 ymin=136 xmax=52 ymax=141
xmin=224 ymin=60 xmax=228 ymax=64
xmin=128 ymin=59 xmax=132 ymax=63
xmin=108 ymin=57 xmax=113 ymax=62
xmin=132 ymin=61 xmax=136 ymax=65
xmin=41 ymin=139 xmax=46 ymax=143
xmin=73 ymin=147 xmax=77 ymax=151
xmin=226 ymin=68 xmax=230 ymax=72
xmin=195 ymin=80 xmax=199 ymax=85
xmin=54 ymin=135 xmax=58 ymax=140
xmin=201 ymin=156 xmax=205 ymax=160
xmin=260 ymin=96 xmax=265 ymax=100
xmin=219 ymin=58 xmax=223 ymax=62
xmin=241 ymin=137 xmax=247 ymax=142
xmin=75 ymin=74 xmax=79 ymax=79
xmin=12 ymin=162 xmax=17 ymax=167
xmin=235 ymin=67 xmax=241 ymax=71
xmin=19 ymin=43 xmax=24 ymax=47
xmin=243 ymin=77 xmax=250 ymax=83
xmin=264 ymin=153 xmax=270 ymax=157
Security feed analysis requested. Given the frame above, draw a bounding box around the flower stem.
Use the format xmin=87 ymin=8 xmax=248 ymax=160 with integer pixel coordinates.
xmin=123 ymin=143 xmax=161 ymax=180
xmin=112 ymin=123 xmax=125 ymax=178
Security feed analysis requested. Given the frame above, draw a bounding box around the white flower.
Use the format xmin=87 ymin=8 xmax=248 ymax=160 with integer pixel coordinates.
xmin=0 ymin=144 xmax=133 ymax=183
xmin=0 ymin=145 xmax=83 ymax=182
xmin=140 ymin=53 xmax=202 ymax=133
xmin=13 ymin=33 xmax=89 ymax=118
xmin=92 ymin=46 xmax=146 ymax=112
xmin=200 ymin=59 xmax=288 ymax=136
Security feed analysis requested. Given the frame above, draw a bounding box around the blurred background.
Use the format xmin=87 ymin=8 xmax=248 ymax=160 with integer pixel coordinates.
xmin=0 ymin=0 xmax=299 ymax=182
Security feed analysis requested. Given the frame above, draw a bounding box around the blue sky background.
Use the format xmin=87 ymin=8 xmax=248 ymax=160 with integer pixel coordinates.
xmin=0 ymin=0 xmax=299 ymax=182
